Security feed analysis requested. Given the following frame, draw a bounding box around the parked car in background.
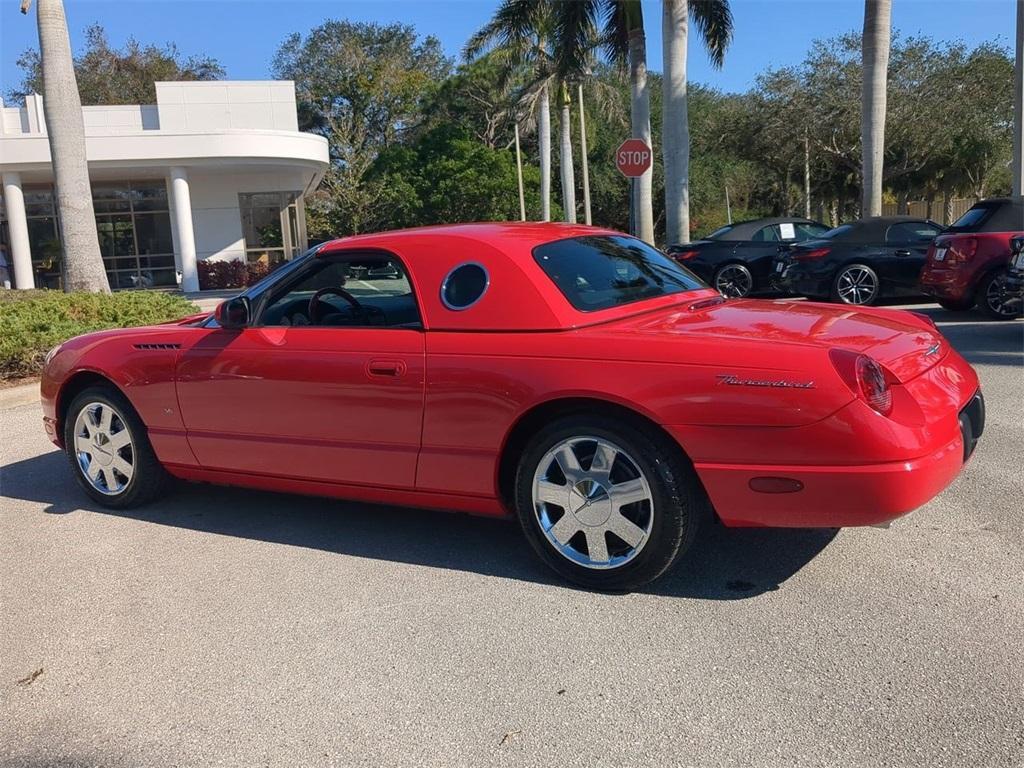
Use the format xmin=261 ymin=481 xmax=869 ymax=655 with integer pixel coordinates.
xmin=918 ymin=198 xmax=1024 ymax=320
xmin=40 ymin=223 xmax=983 ymax=591
xmin=668 ymin=217 xmax=830 ymax=297
xmin=993 ymin=234 xmax=1024 ymax=318
xmin=772 ymin=216 xmax=942 ymax=305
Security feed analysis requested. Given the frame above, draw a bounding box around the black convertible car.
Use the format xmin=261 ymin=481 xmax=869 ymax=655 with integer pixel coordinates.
xmin=772 ymin=216 xmax=942 ymax=305
xmin=667 ymin=217 xmax=829 ymax=297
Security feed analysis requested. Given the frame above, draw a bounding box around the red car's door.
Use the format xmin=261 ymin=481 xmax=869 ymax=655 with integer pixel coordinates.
xmin=175 ymin=254 xmax=426 ymax=490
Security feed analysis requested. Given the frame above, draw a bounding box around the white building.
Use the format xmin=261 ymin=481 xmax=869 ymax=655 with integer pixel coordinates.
xmin=0 ymin=81 xmax=329 ymax=291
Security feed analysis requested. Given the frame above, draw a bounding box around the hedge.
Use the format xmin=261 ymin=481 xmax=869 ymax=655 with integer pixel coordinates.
xmin=0 ymin=290 xmax=198 ymax=381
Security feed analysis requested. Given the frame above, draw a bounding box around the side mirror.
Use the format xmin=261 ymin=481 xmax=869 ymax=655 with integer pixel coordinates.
xmin=214 ymin=296 xmax=250 ymax=329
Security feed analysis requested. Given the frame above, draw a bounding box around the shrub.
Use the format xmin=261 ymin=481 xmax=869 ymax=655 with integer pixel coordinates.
xmin=197 ymin=259 xmax=248 ymax=290
xmin=197 ymin=259 xmax=282 ymax=289
xmin=0 ymin=290 xmax=198 ymax=381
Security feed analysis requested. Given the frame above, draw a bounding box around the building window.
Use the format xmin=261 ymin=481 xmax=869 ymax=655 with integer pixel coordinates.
xmin=0 ymin=182 xmax=177 ymax=290
xmin=239 ymin=191 xmax=306 ymax=266
xmin=93 ymin=182 xmax=176 ymax=289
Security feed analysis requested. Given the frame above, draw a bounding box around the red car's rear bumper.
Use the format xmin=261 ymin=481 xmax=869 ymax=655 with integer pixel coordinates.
xmin=694 ymin=432 xmax=966 ymax=528
xmin=919 ymin=263 xmax=973 ymax=301
xmin=673 ymin=348 xmax=982 ymax=529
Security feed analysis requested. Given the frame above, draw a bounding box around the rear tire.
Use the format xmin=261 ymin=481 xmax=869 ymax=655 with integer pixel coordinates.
xmin=713 ymin=263 xmax=754 ymax=298
xmin=513 ymin=414 xmax=709 ymax=591
xmin=975 ymin=270 xmax=1022 ymax=321
xmin=63 ymin=385 xmax=170 ymax=508
xmin=831 ymin=263 xmax=879 ymax=305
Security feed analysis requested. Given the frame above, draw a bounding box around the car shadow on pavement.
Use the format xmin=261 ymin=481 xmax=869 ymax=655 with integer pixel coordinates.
xmin=1 ymin=449 xmax=837 ymax=601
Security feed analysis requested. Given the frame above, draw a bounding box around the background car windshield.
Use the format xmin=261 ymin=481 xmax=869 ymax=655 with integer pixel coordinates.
xmin=533 ymin=235 xmax=704 ymax=312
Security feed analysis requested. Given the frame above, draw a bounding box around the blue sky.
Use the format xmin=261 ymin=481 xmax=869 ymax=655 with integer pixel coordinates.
xmin=0 ymin=0 xmax=1013 ymax=101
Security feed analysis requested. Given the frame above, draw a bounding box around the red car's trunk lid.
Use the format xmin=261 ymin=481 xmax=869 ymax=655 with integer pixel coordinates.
xmin=620 ymin=299 xmax=946 ymax=382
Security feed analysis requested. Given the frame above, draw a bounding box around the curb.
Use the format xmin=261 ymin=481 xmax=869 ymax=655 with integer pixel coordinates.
xmin=0 ymin=381 xmax=40 ymax=410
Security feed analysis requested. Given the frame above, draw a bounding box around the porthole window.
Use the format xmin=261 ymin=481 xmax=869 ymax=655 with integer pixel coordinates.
xmin=441 ymin=262 xmax=489 ymax=310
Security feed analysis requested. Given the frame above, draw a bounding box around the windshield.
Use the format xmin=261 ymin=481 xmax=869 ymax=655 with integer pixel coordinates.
xmin=533 ymin=235 xmax=705 ymax=312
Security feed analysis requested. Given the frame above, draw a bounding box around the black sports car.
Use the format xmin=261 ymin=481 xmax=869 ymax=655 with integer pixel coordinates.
xmin=667 ymin=217 xmax=830 ymax=297
xmin=771 ymin=216 xmax=942 ymax=305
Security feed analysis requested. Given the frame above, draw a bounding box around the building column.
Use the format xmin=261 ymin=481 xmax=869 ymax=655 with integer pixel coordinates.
xmin=168 ymin=166 xmax=199 ymax=292
xmin=1 ymin=172 xmax=35 ymax=290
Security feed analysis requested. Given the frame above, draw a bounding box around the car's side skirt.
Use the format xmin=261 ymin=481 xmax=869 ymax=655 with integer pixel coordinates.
xmin=163 ymin=463 xmax=509 ymax=518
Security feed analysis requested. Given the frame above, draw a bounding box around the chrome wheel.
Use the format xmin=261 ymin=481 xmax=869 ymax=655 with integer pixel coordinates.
xmin=532 ymin=436 xmax=654 ymax=570
xmin=714 ymin=264 xmax=753 ymax=298
xmin=72 ymin=402 xmax=135 ymax=495
xmin=836 ymin=266 xmax=878 ymax=305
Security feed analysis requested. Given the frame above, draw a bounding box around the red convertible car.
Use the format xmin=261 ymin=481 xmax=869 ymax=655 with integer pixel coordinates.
xmin=41 ymin=223 xmax=984 ymax=589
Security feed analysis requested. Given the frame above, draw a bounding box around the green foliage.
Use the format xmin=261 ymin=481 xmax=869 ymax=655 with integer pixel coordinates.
xmin=0 ymin=291 xmax=197 ymax=380
xmin=272 ymin=20 xmax=452 ymax=238
xmin=370 ymin=124 xmax=550 ymax=225
xmin=9 ymin=24 xmax=224 ymax=105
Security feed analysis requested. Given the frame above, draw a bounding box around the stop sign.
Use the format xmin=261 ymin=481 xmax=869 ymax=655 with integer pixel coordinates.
xmin=615 ymin=138 xmax=652 ymax=178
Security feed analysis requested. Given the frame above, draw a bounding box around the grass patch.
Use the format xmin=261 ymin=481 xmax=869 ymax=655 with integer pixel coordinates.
xmin=0 ymin=290 xmax=199 ymax=381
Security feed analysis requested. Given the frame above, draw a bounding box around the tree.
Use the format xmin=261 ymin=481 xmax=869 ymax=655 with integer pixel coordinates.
xmin=553 ymin=0 xmax=655 ymax=242
xmin=466 ymin=0 xmax=567 ymax=222
xmin=10 ymin=23 xmax=224 ymax=106
xmin=20 ymin=0 xmax=108 ymax=292
xmin=662 ymin=0 xmax=733 ymax=245
xmin=860 ymin=0 xmax=892 ymax=217
xmin=1013 ymin=0 xmax=1023 ymax=197
xmin=369 ymin=124 xmax=548 ymax=227
xmin=273 ymin=20 xmax=450 ymax=236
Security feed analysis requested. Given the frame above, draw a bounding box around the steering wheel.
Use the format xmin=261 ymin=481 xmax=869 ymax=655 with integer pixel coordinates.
xmin=308 ymin=286 xmax=364 ymax=325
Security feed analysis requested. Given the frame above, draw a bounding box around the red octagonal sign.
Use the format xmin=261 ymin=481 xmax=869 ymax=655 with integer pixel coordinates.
xmin=615 ymin=138 xmax=653 ymax=178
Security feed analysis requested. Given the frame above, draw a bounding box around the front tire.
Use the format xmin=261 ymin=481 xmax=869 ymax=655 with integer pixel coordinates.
xmin=831 ymin=263 xmax=879 ymax=305
xmin=64 ymin=386 xmax=169 ymax=508
xmin=513 ymin=414 xmax=708 ymax=591
xmin=976 ymin=270 xmax=1022 ymax=320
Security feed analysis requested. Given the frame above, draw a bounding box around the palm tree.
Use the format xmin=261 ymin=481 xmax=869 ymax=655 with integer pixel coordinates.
xmin=662 ymin=0 xmax=733 ymax=246
xmin=466 ymin=0 xmax=560 ymax=222
xmin=860 ymin=0 xmax=892 ymax=217
xmin=555 ymin=0 xmax=654 ymax=243
xmin=21 ymin=0 xmax=109 ymax=292
xmin=1012 ymin=0 xmax=1023 ymax=197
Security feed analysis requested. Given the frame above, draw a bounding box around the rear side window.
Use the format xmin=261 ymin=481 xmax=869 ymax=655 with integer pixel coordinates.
xmin=533 ymin=235 xmax=703 ymax=312
xmin=441 ymin=262 xmax=489 ymax=310
xmin=949 ymin=206 xmax=993 ymax=232
xmin=751 ymin=225 xmax=780 ymax=242
xmin=886 ymin=222 xmax=940 ymax=244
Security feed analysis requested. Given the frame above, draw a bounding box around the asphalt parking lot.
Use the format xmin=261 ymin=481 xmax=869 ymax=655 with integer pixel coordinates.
xmin=1 ymin=304 xmax=1022 ymax=768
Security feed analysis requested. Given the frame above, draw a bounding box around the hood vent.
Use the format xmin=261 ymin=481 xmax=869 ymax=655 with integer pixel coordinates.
xmin=133 ymin=343 xmax=181 ymax=350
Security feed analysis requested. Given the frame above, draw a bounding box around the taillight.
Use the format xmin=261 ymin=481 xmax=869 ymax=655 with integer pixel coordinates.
xmin=946 ymin=237 xmax=977 ymax=265
xmin=794 ymin=247 xmax=830 ymax=261
xmin=673 ymin=249 xmax=699 ymax=260
xmin=829 ymin=349 xmax=894 ymax=416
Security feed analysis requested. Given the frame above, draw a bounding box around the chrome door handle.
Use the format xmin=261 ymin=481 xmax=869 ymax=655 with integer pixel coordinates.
xmin=367 ymin=359 xmax=406 ymax=377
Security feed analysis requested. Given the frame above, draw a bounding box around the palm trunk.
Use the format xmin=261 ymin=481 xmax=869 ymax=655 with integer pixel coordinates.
xmin=662 ymin=0 xmax=690 ymax=245
xmin=860 ymin=0 xmax=892 ymax=218
xmin=626 ymin=2 xmax=654 ymax=244
xmin=35 ymin=0 xmax=108 ymax=293
xmin=1012 ymin=0 xmax=1023 ymax=196
xmin=538 ymin=84 xmax=552 ymax=222
xmin=559 ymin=85 xmax=576 ymax=223
xmin=577 ymin=84 xmax=592 ymax=225
xmin=803 ymin=132 xmax=811 ymax=219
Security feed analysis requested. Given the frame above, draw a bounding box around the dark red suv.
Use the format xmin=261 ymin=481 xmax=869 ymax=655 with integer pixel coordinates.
xmin=919 ymin=198 xmax=1024 ymax=320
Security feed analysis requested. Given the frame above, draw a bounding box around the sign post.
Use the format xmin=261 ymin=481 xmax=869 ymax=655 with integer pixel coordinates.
xmin=616 ymin=139 xmax=652 ymax=238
